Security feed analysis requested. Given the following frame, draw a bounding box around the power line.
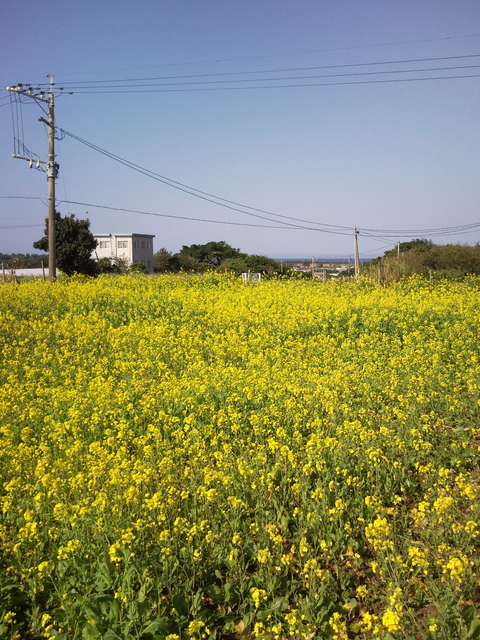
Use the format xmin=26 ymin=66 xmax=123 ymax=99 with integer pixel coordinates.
xmin=59 ymin=130 xmax=480 ymax=239
xmin=57 ymin=74 xmax=480 ymax=93
xmin=360 ymin=242 xmax=398 ymax=255
xmin=60 ymin=200 xmax=328 ymax=231
xmin=53 ymin=54 xmax=480 ymax=86
xmin=51 ymin=65 xmax=479 ymax=93
xmin=0 ymin=223 xmax=44 ymax=230
xmin=2 ymin=194 xmax=478 ymax=240
xmin=60 ymin=129 xmax=353 ymax=232
xmin=0 ymin=196 xmax=45 ymax=201
xmin=59 ymin=200 xmax=479 ymax=240
xmin=362 ymin=222 xmax=480 ymax=236
xmin=364 ymin=228 xmax=480 ymax=239
xmin=32 ymin=33 xmax=480 ymax=78
xmin=15 ymin=54 xmax=480 ymax=93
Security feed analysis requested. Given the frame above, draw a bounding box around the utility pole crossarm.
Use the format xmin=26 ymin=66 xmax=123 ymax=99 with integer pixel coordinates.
xmin=6 ymin=75 xmax=57 ymax=281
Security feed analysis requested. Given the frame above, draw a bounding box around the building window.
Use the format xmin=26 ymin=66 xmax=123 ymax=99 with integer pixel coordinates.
xmin=133 ymin=241 xmax=138 ymax=249
xmin=118 ymin=241 xmax=128 ymax=248
xmin=141 ymin=241 xmax=146 ymax=249
xmin=98 ymin=241 xmax=110 ymax=249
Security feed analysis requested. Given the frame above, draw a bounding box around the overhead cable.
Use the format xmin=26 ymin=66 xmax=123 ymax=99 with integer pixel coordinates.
xmin=59 ymin=130 xmax=480 ymax=239
xmin=53 ymin=54 xmax=480 ymax=86
xmin=60 ymin=129 xmax=353 ymax=232
xmin=55 ymin=74 xmax=480 ymax=93
xmin=51 ymin=65 xmax=480 ymax=92
xmin=60 ymin=200 xmax=342 ymax=231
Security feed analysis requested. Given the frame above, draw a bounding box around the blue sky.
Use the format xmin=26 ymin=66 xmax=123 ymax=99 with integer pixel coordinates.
xmin=1 ymin=1 xmax=479 ymax=259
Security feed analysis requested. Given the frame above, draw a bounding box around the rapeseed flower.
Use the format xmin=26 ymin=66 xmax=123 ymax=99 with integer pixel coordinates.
xmin=1 ymin=274 xmax=480 ymax=639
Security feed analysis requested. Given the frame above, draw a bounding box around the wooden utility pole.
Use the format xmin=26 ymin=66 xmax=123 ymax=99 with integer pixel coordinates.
xmin=6 ymin=75 xmax=58 ymax=281
xmin=354 ymin=227 xmax=360 ymax=278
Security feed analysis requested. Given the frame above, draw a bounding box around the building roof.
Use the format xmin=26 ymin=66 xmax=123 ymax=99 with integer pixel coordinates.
xmin=94 ymin=233 xmax=155 ymax=238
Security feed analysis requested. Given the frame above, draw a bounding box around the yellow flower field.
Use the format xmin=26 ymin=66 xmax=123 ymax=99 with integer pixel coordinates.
xmin=0 ymin=273 xmax=479 ymax=639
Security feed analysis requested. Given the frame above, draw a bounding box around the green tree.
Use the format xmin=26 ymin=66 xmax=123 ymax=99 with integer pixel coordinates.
xmin=223 ymin=254 xmax=280 ymax=276
xmin=244 ymin=254 xmax=280 ymax=274
xmin=176 ymin=241 xmax=243 ymax=266
xmin=33 ymin=212 xmax=98 ymax=276
xmin=96 ymin=256 xmax=129 ymax=274
xmin=394 ymin=238 xmax=433 ymax=254
xmin=153 ymin=247 xmax=173 ymax=272
xmin=221 ymin=256 xmax=249 ymax=275
xmin=129 ymin=261 xmax=148 ymax=273
xmin=370 ymin=239 xmax=434 ymax=266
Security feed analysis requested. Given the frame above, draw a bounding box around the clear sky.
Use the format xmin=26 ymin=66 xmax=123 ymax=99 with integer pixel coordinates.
xmin=1 ymin=0 xmax=479 ymax=259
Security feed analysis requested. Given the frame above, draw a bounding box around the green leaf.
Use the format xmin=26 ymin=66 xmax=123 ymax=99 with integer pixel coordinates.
xmin=141 ymin=617 xmax=172 ymax=635
xmin=137 ymin=600 xmax=150 ymax=618
xmin=83 ymin=602 xmax=103 ymax=620
xmin=192 ymin=587 xmax=203 ymax=614
xmin=242 ymin=611 xmax=254 ymax=629
xmin=204 ymin=583 xmax=222 ymax=604
xmin=467 ymin=619 xmax=480 ymax=640
xmin=172 ymin=593 xmax=188 ymax=616
xmin=96 ymin=594 xmax=115 ymax=603
xmin=95 ymin=561 xmax=113 ymax=590
xmin=344 ymin=598 xmax=358 ymax=613
xmin=82 ymin=623 xmax=102 ymax=640
xmin=269 ymin=597 xmax=289 ymax=612
xmin=223 ymin=615 xmax=238 ymax=632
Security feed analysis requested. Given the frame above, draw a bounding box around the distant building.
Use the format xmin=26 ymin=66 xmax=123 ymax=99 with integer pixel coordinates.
xmin=93 ymin=234 xmax=155 ymax=273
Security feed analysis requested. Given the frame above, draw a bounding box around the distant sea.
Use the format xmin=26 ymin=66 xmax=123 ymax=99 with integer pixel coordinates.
xmin=269 ymin=256 xmax=372 ymax=263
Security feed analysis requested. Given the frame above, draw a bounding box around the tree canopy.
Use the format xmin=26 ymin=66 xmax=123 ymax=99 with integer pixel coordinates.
xmin=153 ymin=241 xmax=281 ymax=275
xmin=33 ymin=212 xmax=98 ymax=276
xmin=177 ymin=241 xmax=243 ymax=265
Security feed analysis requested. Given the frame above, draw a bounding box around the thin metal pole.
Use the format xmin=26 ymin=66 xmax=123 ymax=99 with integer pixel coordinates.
xmin=354 ymin=227 xmax=360 ymax=278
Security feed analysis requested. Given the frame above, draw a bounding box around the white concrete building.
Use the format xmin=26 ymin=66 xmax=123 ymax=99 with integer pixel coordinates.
xmin=93 ymin=234 xmax=155 ymax=273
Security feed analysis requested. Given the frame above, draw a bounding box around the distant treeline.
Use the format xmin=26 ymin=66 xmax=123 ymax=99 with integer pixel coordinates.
xmin=4 ymin=240 xmax=480 ymax=281
xmin=364 ymin=239 xmax=480 ymax=283
xmin=0 ymin=253 xmax=48 ymax=268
